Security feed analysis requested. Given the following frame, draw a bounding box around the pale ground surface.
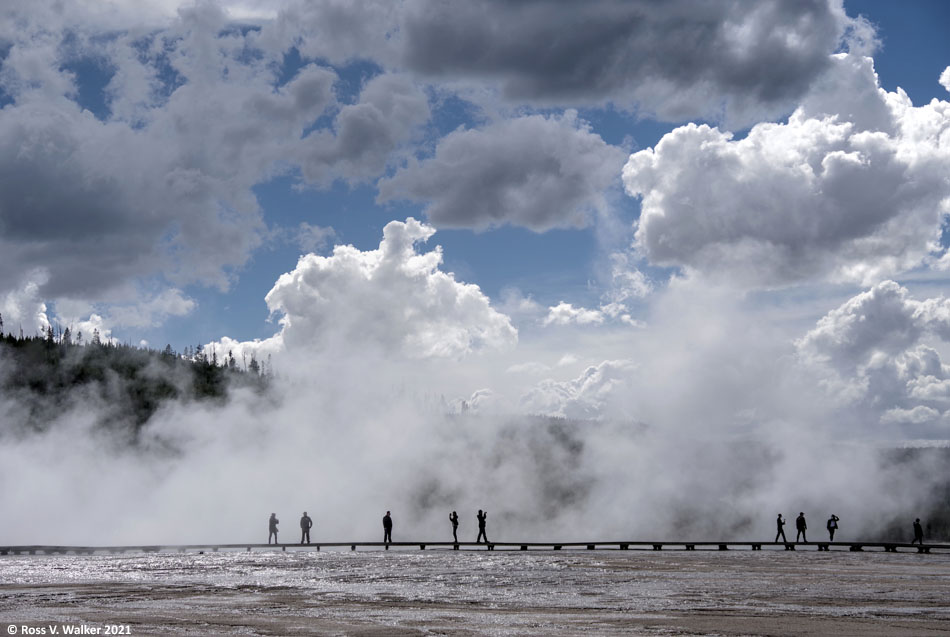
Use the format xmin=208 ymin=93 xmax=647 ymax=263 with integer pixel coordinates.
xmin=2 ymin=548 xmax=950 ymax=636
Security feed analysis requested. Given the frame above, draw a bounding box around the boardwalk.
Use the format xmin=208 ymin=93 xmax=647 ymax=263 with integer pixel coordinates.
xmin=2 ymin=540 xmax=947 ymax=555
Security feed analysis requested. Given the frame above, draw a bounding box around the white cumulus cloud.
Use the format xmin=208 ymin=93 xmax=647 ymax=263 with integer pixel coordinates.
xmin=210 ymin=218 xmax=517 ymax=362
xmin=797 ymin=281 xmax=950 ymax=429
xmin=542 ymin=303 xmax=605 ymax=327
xmin=623 ymin=55 xmax=950 ymax=288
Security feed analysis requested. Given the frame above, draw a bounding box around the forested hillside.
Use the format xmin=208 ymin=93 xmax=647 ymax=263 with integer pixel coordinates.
xmin=0 ymin=319 xmax=268 ymax=435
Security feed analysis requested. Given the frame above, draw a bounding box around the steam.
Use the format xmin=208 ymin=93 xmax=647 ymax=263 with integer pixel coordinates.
xmin=1 ymin=257 xmax=944 ymax=546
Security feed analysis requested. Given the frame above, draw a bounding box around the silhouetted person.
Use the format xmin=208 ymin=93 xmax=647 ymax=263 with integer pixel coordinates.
xmin=268 ymin=513 xmax=279 ymax=544
xmin=796 ymin=512 xmax=807 ymax=542
xmin=449 ymin=511 xmax=459 ymax=543
xmin=383 ymin=511 xmax=393 ymax=544
xmin=300 ymin=511 xmax=313 ymax=544
xmin=826 ymin=514 xmax=839 ymax=541
xmin=775 ymin=514 xmax=787 ymax=542
xmin=476 ymin=509 xmax=488 ymax=543
xmin=912 ymin=518 xmax=924 ymax=544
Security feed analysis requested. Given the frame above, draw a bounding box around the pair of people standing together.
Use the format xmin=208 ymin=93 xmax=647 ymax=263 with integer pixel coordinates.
xmin=448 ymin=509 xmax=489 ymax=543
xmin=267 ymin=512 xmax=313 ymax=544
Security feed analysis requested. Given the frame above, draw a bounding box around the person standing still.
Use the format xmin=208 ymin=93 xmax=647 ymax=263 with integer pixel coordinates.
xmin=449 ymin=511 xmax=459 ymax=543
xmin=775 ymin=514 xmax=787 ymax=542
xmin=383 ymin=511 xmax=393 ymax=544
xmin=796 ymin=512 xmax=807 ymax=543
xmin=476 ymin=509 xmax=488 ymax=543
xmin=268 ymin=513 xmax=279 ymax=544
xmin=300 ymin=511 xmax=313 ymax=545
xmin=826 ymin=514 xmax=839 ymax=541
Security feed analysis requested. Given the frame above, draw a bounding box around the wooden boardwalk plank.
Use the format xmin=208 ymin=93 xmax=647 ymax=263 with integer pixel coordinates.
xmin=1 ymin=541 xmax=947 ymax=555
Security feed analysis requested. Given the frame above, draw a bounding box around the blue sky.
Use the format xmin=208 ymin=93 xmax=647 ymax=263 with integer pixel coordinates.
xmin=4 ymin=0 xmax=950 ymax=436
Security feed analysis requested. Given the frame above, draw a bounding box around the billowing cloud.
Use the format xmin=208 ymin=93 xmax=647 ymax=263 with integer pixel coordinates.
xmin=1 ymin=272 xmax=51 ymax=336
xmin=210 ymin=218 xmax=517 ymax=362
xmin=378 ymin=111 xmax=624 ymax=231
xmin=396 ymin=0 xmax=854 ymax=125
xmin=274 ymin=0 xmax=858 ymax=125
xmin=0 ymin=3 xmax=338 ymax=303
xmin=797 ymin=281 xmax=950 ymax=428
xmin=796 ymin=281 xmax=950 ymax=370
xmin=519 ymin=360 xmax=636 ymax=420
xmin=624 ymin=55 xmax=950 ymax=287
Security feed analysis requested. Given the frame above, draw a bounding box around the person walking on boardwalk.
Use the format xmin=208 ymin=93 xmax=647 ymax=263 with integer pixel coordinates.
xmin=826 ymin=514 xmax=839 ymax=541
xmin=476 ymin=509 xmax=488 ymax=543
xmin=796 ymin=512 xmax=807 ymax=542
xmin=300 ymin=511 xmax=313 ymax=545
xmin=268 ymin=513 xmax=279 ymax=544
xmin=775 ymin=514 xmax=787 ymax=542
xmin=449 ymin=511 xmax=459 ymax=543
xmin=912 ymin=518 xmax=924 ymax=544
xmin=383 ymin=511 xmax=393 ymax=544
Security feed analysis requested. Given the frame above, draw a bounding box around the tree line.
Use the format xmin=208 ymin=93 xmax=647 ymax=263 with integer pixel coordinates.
xmin=0 ymin=312 xmax=268 ymax=435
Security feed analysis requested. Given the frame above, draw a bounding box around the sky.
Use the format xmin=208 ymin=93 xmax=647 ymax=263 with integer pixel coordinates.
xmin=2 ymin=0 xmax=950 ymax=543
